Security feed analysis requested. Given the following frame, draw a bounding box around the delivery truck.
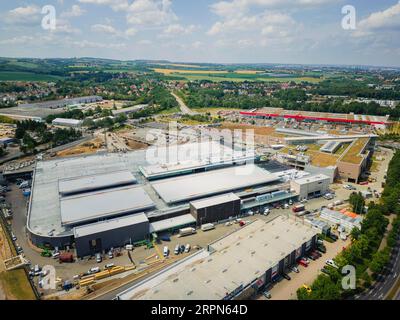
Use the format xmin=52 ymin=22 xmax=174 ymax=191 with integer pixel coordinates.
xmin=178 ymin=227 xmax=196 ymax=237
xmin=201 ymin=223 xmax=215 ymax=232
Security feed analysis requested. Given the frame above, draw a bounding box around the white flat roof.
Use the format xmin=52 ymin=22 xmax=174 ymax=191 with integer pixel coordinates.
xmin=140 ymin=141 xmax=254 ymax=179
xmin=119 ymin=216 xmax=318 ymax=300
xmin=292 ymin=174 xmax=330 ymax=185
xmin=74 ymin=213 xmax=148 ymax=238
xmin=190 ymin=193 xmax=240 ymax=210
xmin=60 ymin=185 xmax=155 ymax=226
xmin=58 ymin=170 xmax=137 ymax=195
xmin=149 ymin=214 xmax=196 ymax=233
xmin=151 ymin=164 xmax=280 ymax=204
xmin=52 ymin=118 xmax=82 ymax=125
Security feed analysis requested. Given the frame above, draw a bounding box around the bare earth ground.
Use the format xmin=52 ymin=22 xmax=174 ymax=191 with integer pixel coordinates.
xmin=56 ymin=137 xmax=105 ymax=157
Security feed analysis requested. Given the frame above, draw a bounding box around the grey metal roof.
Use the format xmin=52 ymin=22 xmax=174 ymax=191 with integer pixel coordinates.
xmin=190 ymin=193 xmax=240 ymax=210
xmin=149 ymin=214 xmax=196 ymax=233
xmin=74 ymin=213 xmax=149 ymax=238
xmin=58 ymin=170 xmax=137 ymax=196
xmin=118 ymin=216 xmax=318 ymax=300
xmin=60 ymin=185 xmax=155 ymax=226
xmin=151 ymin=164 xmax=281 ymax=204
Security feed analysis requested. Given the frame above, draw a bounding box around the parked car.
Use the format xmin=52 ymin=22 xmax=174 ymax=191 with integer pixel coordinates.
xmin=340 ymin=233 xmax=348 ymax=241
xmin=263 ymin=291 xmax=272 ymax=299
xmin=89 ymin=267 xmax=100 ymax=274
xmin=16 ymin=245 xmax=23 ymax=254
xmin=184 ymin=244 xmax=191 ymax=253
xmin=108 ymin=250 xmax=114 ymax=259
xmin=302 ymin=284 xmax=312 ymax=293
xmin=298 ymin=259 xmax=309 ymax=267
xmin=290 ymin=266 xmax=299 ymax=273
xmin=96 ymin=253 xmax=102 ymax=263
xmin=105 ymin=263 xmax=115 ymax=269
xmin=174 ymin=244 xmax=180 ymax=255
xmin=321 ymin=267 xmax=331 ymax=275
xmin=329 ymin=233 xmax=338 ymax=241
xmin=263 ymin=208 xmax=270 ymax=216
xmin=282 ymin=273 xmax=291 ymax=281
xmin=317 ymin=245 xmax=327 ymax=254
xmin=163 ymin=246 xmax=169 ymax=257
xmin=180 ymin=245 xmax=185 ymax=253
xmin=326 ymin=259 xmax=339 ymax=269
xmin=11 ymin=232 xmax=17 ymax=241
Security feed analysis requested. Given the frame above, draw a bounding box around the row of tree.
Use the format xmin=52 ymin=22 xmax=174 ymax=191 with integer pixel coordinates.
xmin=297 ymin=151 xmax=400 ymax=300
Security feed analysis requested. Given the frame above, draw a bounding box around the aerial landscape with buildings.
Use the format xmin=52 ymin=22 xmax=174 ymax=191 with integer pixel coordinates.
xmin=0 ymin=0 xmax=399 ymax=310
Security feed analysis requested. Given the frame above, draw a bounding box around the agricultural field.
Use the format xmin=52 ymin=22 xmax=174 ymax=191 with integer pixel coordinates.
xmin=152 ymin=68 xmax=322 ymax=83
xmin=0 ymin=72 xmax=63 ymax=82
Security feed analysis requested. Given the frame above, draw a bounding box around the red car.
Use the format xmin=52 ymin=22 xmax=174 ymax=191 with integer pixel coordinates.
xmin=359 ymin=181 xmax=368 ymax=185
xmin=298 ymin=259 xmax=309 ymax=267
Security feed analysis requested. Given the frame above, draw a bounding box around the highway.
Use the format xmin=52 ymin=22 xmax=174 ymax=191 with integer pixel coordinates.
xmin=171 ymin=92 xmax=197 ymax=115
xmin=354 ymin=235 xmax=400 ymax=300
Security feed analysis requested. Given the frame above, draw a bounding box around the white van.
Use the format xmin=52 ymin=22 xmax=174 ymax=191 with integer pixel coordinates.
xmin=125 ymin=244 xmax=133 ymax=251
xmin=163 ymin=246 xmax=169 ymax=257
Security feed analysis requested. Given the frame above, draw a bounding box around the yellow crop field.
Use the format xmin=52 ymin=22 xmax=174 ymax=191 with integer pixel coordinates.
xmin=155 ymin=63 xmax=204 ymax=68
xmin=235 ymin=70 xmax=262 ymax=74
xmin=152 ymin=68 xmax=228 ymax=75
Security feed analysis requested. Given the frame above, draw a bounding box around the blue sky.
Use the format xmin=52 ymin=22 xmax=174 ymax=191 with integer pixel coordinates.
xmin=0 ymin=0 xmax=399 ymax=66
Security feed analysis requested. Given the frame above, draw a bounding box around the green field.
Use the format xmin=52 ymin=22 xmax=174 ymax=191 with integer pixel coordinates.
xmin=0 ymin=72 xmax=63 ymax=81
xmin=163 ymin=72 xmax=322 ymax=83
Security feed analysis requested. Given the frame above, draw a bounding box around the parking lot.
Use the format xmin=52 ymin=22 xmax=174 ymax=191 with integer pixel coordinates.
xmin=258 ymin=237 xmax=351 ymax=300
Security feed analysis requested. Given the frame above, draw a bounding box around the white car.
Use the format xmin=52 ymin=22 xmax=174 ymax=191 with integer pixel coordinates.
xmin=89 ymin=267 xmax=100 ymax=274
xmin=184 ymin=244 xmax=191 ymax=253
xmin=326 ymin=259 xmax=339 ymax=269
xmin=340 ymin=233 xmax=348 ymax=241
xmin=263 ymin=208 xmax=270 ymax=216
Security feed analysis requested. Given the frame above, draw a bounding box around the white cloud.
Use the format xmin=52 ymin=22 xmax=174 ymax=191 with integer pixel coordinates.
xmin=91 ymin=24 xmax=138 ymax=38
xmin=126 ymin=0 xmax=178 ymax=26
xmin=160 ymin=24 xmax=197 ymax=38
xmin=78 ymin=0 xmax=129 ymax=11
xmin=4 ymin=5 xmax=41 ymax=25
xmin=61 ymin=5 xmax=86 ymax=18
xmin=354 ymin=1 xmax=400 ymax=37
xmin=91 ymin=23 xmax=118 ymax=34
xmin=210 ymin=0 xmax=339 ymax=17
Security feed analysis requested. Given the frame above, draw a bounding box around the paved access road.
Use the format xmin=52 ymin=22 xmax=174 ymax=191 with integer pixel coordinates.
xmin=171 ymin=92 xmax=197 ymax=115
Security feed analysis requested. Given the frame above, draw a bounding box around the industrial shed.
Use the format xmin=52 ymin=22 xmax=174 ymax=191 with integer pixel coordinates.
xmin=117 ymin=217 xmax=318 ymax=300
xmin=190 ymin=193 xmax=241 ymax=225
xmin=151 ymin=164 xmax=280 ymax=204
xmin=58 ymin=170 xmax=137 ymax=196
xmin=51 ymin=118 xmax=83 ymax=127
xmin=149 ymin=214 xmax=196 ymax=234
xmin=73 ymin=213 xmax=149 ymax=257
xmin=60 ymin=185 xmax=155 ymax=226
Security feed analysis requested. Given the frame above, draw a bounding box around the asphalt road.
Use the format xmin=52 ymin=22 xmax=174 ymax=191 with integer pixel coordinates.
xmin=171 ymin=92 xmax=197 ymax=115
xmin=354 ymin=235 xmax=400 ymax=300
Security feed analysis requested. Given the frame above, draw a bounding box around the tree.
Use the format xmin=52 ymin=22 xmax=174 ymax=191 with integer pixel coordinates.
xmin=350 ymin=227 xmax=361 ymax=241
xmin=349 ymin=192 xmax=365 ymax=214
xmin=369 ymin=248 xmax=390 ymax=274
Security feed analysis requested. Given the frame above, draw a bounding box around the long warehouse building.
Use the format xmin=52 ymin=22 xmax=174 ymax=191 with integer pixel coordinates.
xmin=117 ymin=216 xmax=318 ymax=300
